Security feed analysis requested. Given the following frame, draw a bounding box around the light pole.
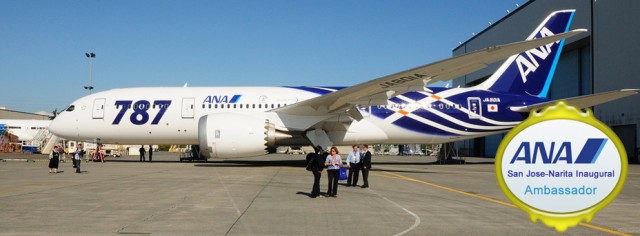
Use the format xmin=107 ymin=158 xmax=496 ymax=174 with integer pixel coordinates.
xmin=84 ymin=52 xmax=95 ymax=93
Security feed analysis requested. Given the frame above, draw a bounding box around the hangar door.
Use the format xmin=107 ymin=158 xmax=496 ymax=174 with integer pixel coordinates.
xmin=612 ymin=124 xmax=637 ymax=163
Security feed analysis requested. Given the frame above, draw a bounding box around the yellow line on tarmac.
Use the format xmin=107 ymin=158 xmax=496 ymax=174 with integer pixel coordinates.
xmin=577 ymin=223 xmax=632 ymax=236
xmin=383 ymin=171 xmax=515 ymax=208
xmin=381 ymin=171 xmax=631 ymax=236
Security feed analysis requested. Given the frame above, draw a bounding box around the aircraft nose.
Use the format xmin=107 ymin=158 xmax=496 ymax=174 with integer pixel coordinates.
xmin=49 ymin=116 xmax=73 ymax=139
xmin=49 ymin=118 xmax=63 ymax=136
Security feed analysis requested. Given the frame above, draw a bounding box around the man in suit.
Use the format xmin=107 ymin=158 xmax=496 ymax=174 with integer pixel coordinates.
xmin=360 ymin=145 xmax=372 ymax=188
xmin=139 ymin=146 xmax=146 ymax=162
xmin=148 ymin=145 xmax=153 ymax=162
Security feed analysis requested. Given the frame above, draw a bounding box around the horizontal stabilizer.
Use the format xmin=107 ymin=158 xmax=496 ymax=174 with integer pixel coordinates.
xmin=510 ymin=89 xmax=640 ymax=112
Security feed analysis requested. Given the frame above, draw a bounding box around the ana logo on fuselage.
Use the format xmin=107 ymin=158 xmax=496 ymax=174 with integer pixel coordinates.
xmin=515 ymin=27 xmax=558 ymax=83
xmin=203 ymin=95 xmax=242 ymax=104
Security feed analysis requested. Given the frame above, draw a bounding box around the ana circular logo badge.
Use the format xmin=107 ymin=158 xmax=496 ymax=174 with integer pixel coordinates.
xmin=495 ymin=101 xmax=627 ymax=232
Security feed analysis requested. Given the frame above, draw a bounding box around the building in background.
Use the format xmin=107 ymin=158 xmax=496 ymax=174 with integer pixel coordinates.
xmin=0 ymin=108 xmax=51 ymax=120
xmin=451 ymin=0 xmax=640 ymax=163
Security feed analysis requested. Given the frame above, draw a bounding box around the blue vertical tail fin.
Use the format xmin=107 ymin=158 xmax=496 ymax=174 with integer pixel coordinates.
xmin=478 ymin=10 xmax=576 ymax=97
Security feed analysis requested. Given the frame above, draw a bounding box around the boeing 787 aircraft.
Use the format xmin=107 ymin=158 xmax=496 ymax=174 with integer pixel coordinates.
xmin=50 ymin=10 xmax=638 ymax=158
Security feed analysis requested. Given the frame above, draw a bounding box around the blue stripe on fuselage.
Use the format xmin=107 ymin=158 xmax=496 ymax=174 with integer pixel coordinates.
xmin=285 ymin=86 xmax=346 ymax=95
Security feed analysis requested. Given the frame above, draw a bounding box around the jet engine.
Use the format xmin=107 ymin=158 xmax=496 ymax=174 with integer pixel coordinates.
xmin=198 ymin=113 xmax=290 ymax=158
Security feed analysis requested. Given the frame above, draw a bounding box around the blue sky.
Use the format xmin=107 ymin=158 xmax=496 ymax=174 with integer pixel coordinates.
xmin=1 ymin=0 xmax=527 ymax=114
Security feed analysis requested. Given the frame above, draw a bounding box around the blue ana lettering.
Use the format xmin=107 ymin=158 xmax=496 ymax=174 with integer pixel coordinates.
xmin=203 ymin=95 xmax=242 ymax=104
xmin=510 ymin=141 xmax=572 ymax=164
xmin=509 ymin=139 xmax=607 ymax=164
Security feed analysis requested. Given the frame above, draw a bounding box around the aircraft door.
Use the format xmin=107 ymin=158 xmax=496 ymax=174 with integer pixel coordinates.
xmin=92 ymin=98 xmax=106 ymax=119
xmin=181 ymin=97 xmax=195 ymax=119
xmin=467 ymin=97 xmax=481 ymax=119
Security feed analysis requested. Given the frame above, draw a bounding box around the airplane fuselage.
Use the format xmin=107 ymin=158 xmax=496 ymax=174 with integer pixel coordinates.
xmin=50 ymin=86 xmax=546 ymax=146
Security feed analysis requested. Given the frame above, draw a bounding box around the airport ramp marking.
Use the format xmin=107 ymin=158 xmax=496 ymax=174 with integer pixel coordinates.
xmin=367 ymin=188 xmax=421 ymax=236
xmin=382 ymin=171 xmax=632 ymax=236
xmin=224 ymin=167 xmax=282 ymax=235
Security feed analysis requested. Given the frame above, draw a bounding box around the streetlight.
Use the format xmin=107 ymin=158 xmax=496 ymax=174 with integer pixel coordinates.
xmin=84 ymin=52 xmax=96 ymax=93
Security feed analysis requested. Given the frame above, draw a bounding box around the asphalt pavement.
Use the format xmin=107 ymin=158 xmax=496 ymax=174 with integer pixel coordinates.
xmin=1 ymin=152 xmax=638 ymax=235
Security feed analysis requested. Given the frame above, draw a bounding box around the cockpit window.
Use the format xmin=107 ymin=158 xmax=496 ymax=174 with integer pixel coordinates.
xmin=65 ymin=105 xmax=75 ymax=112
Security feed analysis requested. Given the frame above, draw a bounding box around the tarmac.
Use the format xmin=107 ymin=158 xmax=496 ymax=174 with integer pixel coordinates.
xmin=0 ymin=152 xmax=639 ymax=235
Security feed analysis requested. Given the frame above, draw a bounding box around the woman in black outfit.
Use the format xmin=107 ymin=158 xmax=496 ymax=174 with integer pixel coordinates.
xmin=48 ymin=146 xmax=60 ymax=173
xmin=309 ymin=146 xmax=325 ymax=198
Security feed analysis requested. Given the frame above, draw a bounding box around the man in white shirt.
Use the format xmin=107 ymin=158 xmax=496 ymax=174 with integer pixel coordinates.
xmin=346 ymin=145 xmax=361 ymax=187
xmin=74 ymin=144 xmax=85 ymax=173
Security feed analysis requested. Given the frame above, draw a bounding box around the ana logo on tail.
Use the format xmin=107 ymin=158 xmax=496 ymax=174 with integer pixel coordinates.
xmin=516 ymin=27 xmax=559 ymax=83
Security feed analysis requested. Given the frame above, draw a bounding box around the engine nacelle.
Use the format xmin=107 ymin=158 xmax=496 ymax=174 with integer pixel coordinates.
xmin=198 ymin=113 xmax=281 ymax=158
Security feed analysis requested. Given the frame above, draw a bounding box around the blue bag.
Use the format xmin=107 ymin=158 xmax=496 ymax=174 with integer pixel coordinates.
xmin=339 ymin=166 xmax=348 ymax=180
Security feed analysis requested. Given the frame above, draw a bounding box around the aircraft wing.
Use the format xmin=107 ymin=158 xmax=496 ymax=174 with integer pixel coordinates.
xmin=276 ymin=29 xmax=587 ymax=118
xmin=510 ymin=89 xmax=640 ymax=112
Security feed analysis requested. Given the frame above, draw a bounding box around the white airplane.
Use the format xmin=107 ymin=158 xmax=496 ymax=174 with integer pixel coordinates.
xmin=0 ymin=119 xmax=51 ymax=143
xmin=50 ymin=10 xmax=639 ymax=158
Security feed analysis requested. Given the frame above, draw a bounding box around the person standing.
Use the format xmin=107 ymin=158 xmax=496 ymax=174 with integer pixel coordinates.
xmin=74 ymin=144 xmax=85 ymax=173
xmin=316 ymin=145 xmax=326 ymax=163
xmin=346 ymin=145 xmax=361 ymax=187
xmin=139 ymin=146 xmax=146 ymax=162
xmin=97 ymin=144 xmax=105 ymax=163
xmin=58 ymin=144 xmax=66 ymax=163
xmin=309 ymin=146 xmax=325 ymax=198
xmin=324 ymin=146 xmax=342 ymax=197
xmin=361 ymin=145 xmax=372 ymax=188
xmin=148 ymin=145 xmax=153 ymax=162
xmin=48 ymin=145 xmax=60 ymax=173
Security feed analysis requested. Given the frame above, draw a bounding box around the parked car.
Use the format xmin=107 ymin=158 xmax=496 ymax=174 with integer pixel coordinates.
xmin=21 ymin=145 xmax=41 ymax=154
xmin=424 ymin=149 xmax=433 ymax=156
xmin=287 ymin=146 xmax=305 ymax=155
xmin=104 ymin=149 xmax=121 ymax=157
xmin=276 ymin=146 xmax=290 ymax=154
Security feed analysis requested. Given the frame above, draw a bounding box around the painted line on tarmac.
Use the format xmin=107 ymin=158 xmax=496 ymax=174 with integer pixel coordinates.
xmin=214 ymin=170 xmax=244 ymax=216
xmin=381 ymin=171 xmax=631 ymax=236
xmin=366 ymin=188 xmax=421 ymax=236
